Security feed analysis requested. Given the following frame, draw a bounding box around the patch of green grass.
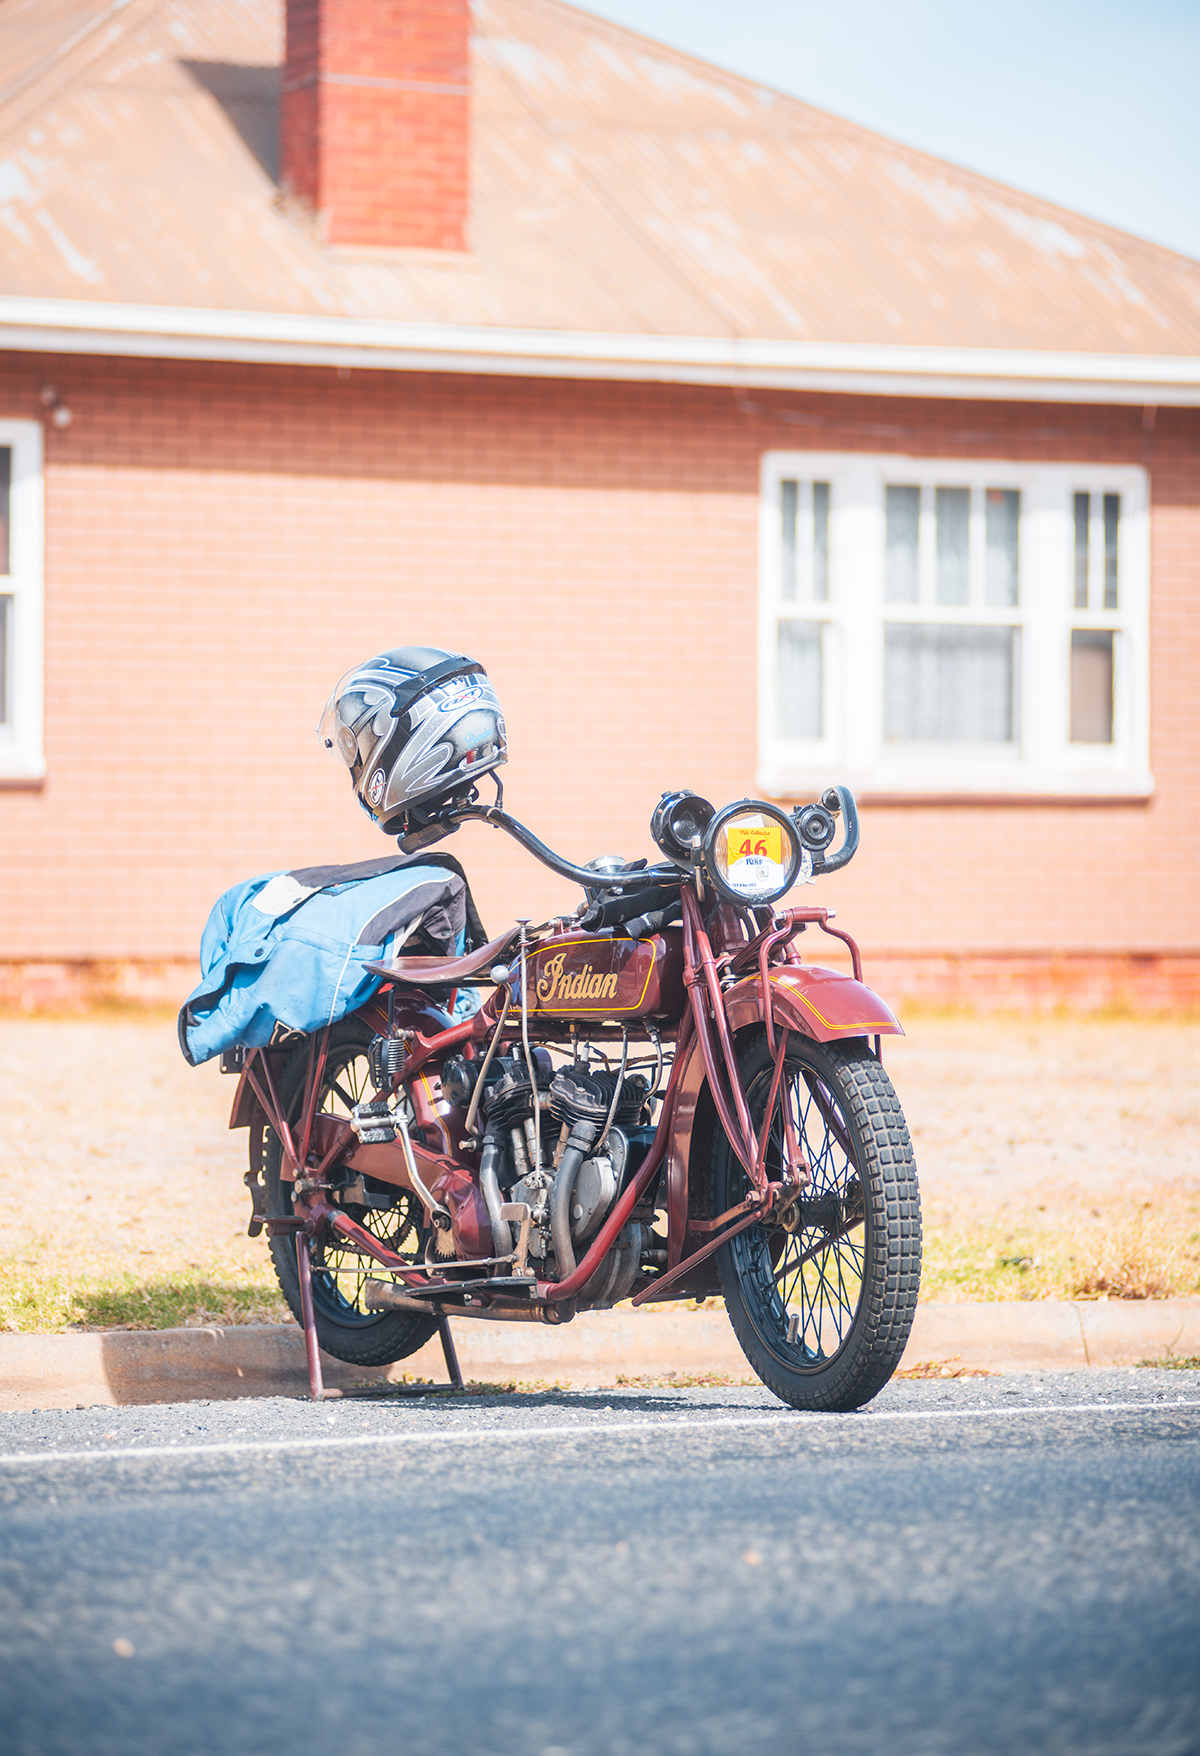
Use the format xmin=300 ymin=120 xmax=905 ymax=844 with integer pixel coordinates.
xmin=1136 ymin=1355 xmax=1200 ymax=1371
xmin=0 ymin=1264 xmax=288 ymax=1334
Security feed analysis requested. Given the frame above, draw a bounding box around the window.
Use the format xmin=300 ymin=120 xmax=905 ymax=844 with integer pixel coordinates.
xmin=758 ymin=453 xmax=1149 ymax=799
xmin=0 ymin=421 xmax=45 ymax=781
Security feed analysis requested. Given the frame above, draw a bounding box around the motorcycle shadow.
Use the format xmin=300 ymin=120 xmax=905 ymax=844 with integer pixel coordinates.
xmin=341 ymin=1381 xmax=762 ymax=1415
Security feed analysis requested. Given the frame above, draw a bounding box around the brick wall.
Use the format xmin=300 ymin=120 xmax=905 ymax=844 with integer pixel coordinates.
xmin=282 ymin=0 xmax=470 ymax=250
xmin=0 ymin=353 xmax=1196 ymax=1002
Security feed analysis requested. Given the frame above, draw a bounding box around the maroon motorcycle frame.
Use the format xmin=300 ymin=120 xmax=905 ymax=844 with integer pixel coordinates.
xmin=228 ymin=840 xmax=903 ymax=1399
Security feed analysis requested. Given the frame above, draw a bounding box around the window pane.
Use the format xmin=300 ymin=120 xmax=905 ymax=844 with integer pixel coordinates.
xmin=985 ymin=488 xmax=1019 ymax=606
xmin=0 ymin=448 xmax=10 ymax=577
xmin=1070 ymin=630 xmax=1113 ymax=743
xmin=885 ymin=485 xmax=919 ymax=603
xmin=1073 ymin=492 xmax=1089 ymax=608
xmin=780 ymin=480 xmax=797 ymax=600
xmin=0 ymin=594 xmax=9 ymax=727
xmin=884 ymin=624 xmax=1017 ymax=743
xmin=813 ymin=481 xmax=830 ymax=602
xmin=776 ymin=620 xmax=822 ymax=739
xmin=935 ymin=486 xmax=969 ymax=605
xmin=1103 ymin=494 xmax=1120 ymax=610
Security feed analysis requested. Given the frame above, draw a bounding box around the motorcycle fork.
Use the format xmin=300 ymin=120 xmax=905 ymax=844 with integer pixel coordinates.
xmin=629 ymin=895 xmax=811 ymax=1304
xmin=680 ymin=888 xmax=766 ymax=1192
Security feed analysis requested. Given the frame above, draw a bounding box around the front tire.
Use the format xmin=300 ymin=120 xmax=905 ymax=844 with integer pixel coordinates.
xmin=713 ymin=1030 xmax=920 ymax=1412
xmin=263 ymin=1019 xmax=439 ymax=1368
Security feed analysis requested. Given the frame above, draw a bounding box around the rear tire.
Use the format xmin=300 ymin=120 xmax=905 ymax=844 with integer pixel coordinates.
xmin=713 ymin=1030 xmax=920 ymax=1412
xmin=263 ymin=1019 xmax=439 ymax=1368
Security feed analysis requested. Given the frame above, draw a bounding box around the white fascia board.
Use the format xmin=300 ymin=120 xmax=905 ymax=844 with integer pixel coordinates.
xmin=1 ymin=296 xmax=1199 ymax=405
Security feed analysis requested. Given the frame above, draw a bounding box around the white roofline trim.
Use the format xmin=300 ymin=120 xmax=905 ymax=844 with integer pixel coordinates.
xmin=1 ymin=297 xmax=1198 ymax=405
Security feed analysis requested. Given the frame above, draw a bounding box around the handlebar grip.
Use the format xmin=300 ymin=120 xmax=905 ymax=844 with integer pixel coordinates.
xmin=813 ymin=785 xmax=860 ymax=874
xmin=579 ymin=883 xmax=679 ymax=932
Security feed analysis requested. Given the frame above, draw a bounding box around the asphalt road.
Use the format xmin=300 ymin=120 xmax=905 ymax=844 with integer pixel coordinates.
xmin=2 ymin=1370 xmax=1199 ymax=1756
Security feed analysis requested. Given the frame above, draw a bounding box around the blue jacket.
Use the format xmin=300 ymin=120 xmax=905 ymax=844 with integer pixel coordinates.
xmin=179 ymin=855 xmax=479 ymax=1066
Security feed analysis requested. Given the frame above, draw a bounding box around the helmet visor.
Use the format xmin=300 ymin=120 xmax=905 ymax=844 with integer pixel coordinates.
xmin=318 ymin=669 xmax=397 ymax=773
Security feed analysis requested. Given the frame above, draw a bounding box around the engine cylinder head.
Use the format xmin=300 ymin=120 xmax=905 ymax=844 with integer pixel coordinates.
xmin=551 ymin=1067 xmax=650 ymax=1128
xmin=548 ymin=1067 xmax=609 ymax=1128
xmin=479 ymin=1056 xmax=534 ymax=1132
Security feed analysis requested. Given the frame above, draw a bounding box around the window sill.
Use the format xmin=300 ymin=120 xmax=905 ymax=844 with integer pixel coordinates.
xmin=760 ymin=765 xmax=1155 ymax=806
xmin=0 ymin=752 xmax=47 ymax=787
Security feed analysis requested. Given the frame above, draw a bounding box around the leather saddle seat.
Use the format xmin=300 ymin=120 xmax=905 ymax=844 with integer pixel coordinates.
xmin=363 ymin=926 xmax=520 ymax=990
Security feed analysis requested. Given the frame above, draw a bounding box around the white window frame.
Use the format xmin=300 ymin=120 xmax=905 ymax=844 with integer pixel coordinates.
xmin=0 ymin=420 xmax=45 ymax=782
xmin=758 ymin=451 xmax=1151 ymax=799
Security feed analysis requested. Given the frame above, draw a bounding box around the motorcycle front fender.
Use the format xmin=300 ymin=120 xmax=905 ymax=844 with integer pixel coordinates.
xmin=659 ymin=965 xmax=902 ymax=1286
xmin=723 ymin=966 xmax=903 ymax=1043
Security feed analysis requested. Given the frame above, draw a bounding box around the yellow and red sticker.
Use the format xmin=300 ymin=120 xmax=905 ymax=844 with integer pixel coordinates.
xmin=725 ymin=823 xmax=784 ymax=866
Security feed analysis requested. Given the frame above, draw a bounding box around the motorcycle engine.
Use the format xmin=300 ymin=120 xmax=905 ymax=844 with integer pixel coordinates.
xmin=460 ymin=1050 xmax=654 ymax=1300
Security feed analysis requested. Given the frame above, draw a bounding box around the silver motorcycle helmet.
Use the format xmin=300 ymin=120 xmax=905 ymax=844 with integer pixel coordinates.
xmin=318 ymin=647 xmax=507 ymax=832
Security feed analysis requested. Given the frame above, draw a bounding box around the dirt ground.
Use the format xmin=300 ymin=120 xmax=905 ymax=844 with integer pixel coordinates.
xmin=1 ymin=1010 xmax=1197 ymax=1322
xmin=884 ymin=1013 xmax=1200 ymax=1215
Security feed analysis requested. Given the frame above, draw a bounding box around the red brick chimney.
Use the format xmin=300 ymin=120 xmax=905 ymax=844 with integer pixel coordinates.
xmin=282 ymin=1 xmax=469 ymax=252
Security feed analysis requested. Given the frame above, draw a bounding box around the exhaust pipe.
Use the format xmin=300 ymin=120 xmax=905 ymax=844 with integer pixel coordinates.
xmin=550 ymin=1118 xmax=601 ymax=1281
xmin=363 ymin=1278 xmax=571 ymax=1324
xmin=479 ymin=1132 xmax=512 ymax=1257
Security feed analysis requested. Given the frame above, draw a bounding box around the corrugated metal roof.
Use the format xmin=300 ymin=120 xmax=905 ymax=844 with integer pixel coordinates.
xmin=1 ymin=0 xmax=1198 ymax=356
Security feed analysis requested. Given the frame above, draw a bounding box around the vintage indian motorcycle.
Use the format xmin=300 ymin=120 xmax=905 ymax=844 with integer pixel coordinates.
xmin=215 ymin=777 xmax=921 ymax=1413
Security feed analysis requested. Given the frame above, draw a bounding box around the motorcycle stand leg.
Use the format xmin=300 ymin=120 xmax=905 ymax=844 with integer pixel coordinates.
xmin=437 ymin=1315 xmax=464 ymax=1391
xmin=295 ymin=1232 xmax=339 ymax=1402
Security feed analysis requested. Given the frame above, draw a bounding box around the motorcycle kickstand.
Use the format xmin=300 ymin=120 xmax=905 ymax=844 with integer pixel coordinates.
xmin=438 ymin=1314 xmax=464 ymax=1391
xmin=295 ymin=1231 xmax=338 ymax=1402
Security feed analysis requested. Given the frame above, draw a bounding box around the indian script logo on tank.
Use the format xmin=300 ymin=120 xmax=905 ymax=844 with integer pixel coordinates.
xmin=724 ymin=823 xmax=787 ymax=901
xmin=534 ymin=952 xmax=620 ymax=1006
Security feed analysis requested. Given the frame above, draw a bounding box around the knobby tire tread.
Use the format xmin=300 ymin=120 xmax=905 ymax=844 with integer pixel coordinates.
xmin=714 ymin=1032 xmax=921 ymax=1413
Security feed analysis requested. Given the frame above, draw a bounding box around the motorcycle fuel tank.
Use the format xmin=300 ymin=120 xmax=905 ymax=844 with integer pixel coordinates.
xmin=524 ymin=928 xmax=684 ymax=1020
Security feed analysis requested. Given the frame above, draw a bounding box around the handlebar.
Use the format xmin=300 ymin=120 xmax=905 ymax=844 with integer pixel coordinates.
xmin=439 ymin=802 xmax=678 ymax=892
xmin=404 ymin=786 xmax=860 ymax=898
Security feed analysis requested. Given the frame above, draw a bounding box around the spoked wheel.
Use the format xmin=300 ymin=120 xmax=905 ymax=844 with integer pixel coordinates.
xmin=713 ymin=1030 xmax=921 ymax=1412
xmin=263 ymin=1018 xmax=439 ymax=1367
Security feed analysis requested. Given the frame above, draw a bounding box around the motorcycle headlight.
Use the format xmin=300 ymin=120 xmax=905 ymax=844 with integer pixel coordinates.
xmin=703 ymin=802 xmax=803 ymax=907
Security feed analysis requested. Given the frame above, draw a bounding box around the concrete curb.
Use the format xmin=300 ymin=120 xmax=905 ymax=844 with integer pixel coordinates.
xmin=2 ymin=1299 xmax=1199 ymax=1410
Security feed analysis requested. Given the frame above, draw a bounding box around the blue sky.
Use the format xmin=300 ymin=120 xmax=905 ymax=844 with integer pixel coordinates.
xmin=577 ymin=0 xmax=1200 ymax=263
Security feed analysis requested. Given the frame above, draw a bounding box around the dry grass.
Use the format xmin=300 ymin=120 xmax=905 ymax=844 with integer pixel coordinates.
xmin=1071 ymin=1202 xmax=1191 ymax=1300
xmin=895 ymin=1358 xmax=998 ymax=1380
xmin=0 ymin=1014 xmax=287 ymax=1334
xmin=346 ymin=1377 xmax=575 ymax=1397
xmin=0 ymin=1009 xmax=1198 ymax=1332
xmin=614 ymin=1370 xmax=755 ymax=1389
xmin=885 ymin=1012 xmax=1200 ymax=1304
xmin=919 ymin=1189 xmax=1200 ymax=1303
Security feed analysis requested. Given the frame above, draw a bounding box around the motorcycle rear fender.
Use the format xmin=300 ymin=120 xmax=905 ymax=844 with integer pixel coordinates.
xmin=226 ymin=989 xmax=462 ymax=1132
xmin=228 ymin=1050 xmax=286 ymax=1131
